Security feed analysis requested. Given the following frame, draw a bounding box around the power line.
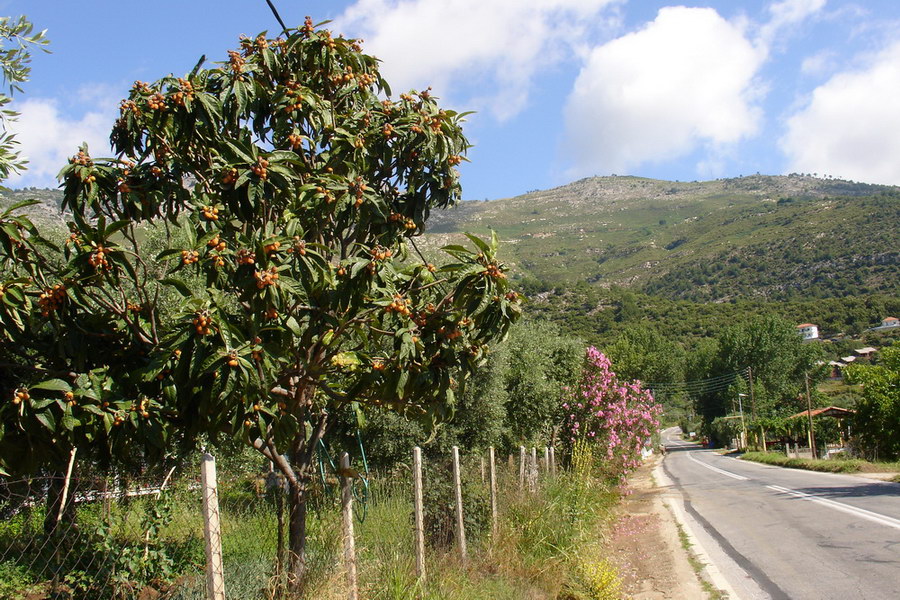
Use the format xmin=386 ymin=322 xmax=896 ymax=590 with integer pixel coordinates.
xmin=264 ymin=0 xmax=290 ymax=36
xmin=644 ymin=367 xmax=750 ymax=397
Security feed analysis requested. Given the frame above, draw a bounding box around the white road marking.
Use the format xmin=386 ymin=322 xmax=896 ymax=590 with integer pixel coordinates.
xmin=766 ymin=484 xmax=900 ymax=531
xmin=688 ymin=452 xmax=749 ymax=481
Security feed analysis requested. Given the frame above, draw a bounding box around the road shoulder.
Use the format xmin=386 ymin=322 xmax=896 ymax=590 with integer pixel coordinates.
xmin=652 ymin=454 xmax=744 ymax=599
xmin=608 ymin=454 xmax=708 ymax=599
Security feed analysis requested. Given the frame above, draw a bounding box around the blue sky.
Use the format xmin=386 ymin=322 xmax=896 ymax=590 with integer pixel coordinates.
xmin=5 ymin=0 xmax=900 ymax=200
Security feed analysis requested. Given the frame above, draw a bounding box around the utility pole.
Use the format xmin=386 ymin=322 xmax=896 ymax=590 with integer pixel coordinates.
xmin=805 ymin=373 xmax=817 ymax=459
xmin=748 ymin=367 xmax=756 ymax=420
xmin=737 ymin=393 xmax=748 ymax=450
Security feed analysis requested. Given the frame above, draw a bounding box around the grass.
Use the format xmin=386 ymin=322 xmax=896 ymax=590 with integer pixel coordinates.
xmin=341 ymin=471 xmax=623 ymax=600
xmin=740 ymin=451 xmax=900 ymax=475
xmin=2 ymin=466 xmax=630 ymax=599
xmin=672 ymin=520 xmax=726 ymax=600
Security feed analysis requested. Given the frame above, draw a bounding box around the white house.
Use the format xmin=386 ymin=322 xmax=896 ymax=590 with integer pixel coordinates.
xmin=797 ymin=323 xmax=819 ymax=340
xmin=881 ymin=317 xmax=899 ymax=328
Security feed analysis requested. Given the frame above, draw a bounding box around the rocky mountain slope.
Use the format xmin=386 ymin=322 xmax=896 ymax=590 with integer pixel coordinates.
xmin=422 ymin=174 xmax=899 ymax=302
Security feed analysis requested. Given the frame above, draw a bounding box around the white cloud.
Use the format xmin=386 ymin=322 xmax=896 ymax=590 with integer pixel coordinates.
xmin=800 ymin=49 xmax=837 ymax=76
xmin=761 ymin=0 xmax=826 ymax=40
xmin=333 ymin=0 xmax=621 ymax=120
xmin=5 ymin=98 xmax=117 ymax=188
xmin=562 ymin=7 xmax=766 ymax=177
xmin=781 ymin=40 xmax=900 ymax=184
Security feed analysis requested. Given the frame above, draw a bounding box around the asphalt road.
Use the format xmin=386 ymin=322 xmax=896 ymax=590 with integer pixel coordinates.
xmin=660 ymin=427 xmax=900 ymax=600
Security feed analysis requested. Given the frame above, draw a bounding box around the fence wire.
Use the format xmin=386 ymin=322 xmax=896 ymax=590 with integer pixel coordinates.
xmin=0 ymin=448 xmax=554 ymax=599
xmin=0 ymin=470 xmax=296 ymax=600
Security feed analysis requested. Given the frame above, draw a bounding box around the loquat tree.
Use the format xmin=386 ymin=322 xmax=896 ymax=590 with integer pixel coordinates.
xmin=0 ymin=19 xmax=520 ymax=585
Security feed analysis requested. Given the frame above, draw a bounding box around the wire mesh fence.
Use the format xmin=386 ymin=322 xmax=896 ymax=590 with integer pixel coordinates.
xmin=0 ymin=469 xmax=295 ymax=600
xmin=0 ymin=446 xmax=555 ymax=599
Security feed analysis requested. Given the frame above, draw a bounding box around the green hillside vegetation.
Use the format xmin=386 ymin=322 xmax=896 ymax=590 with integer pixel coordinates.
xmin=424 ymin=174 xmax=899 ymax=302
xmin=6 ymin=178 xmax=897 ymax=346
xmin=9 ymin=174 xmax=898 ymax=304
xmin=525 ymin=284 xmax=900 ymax=347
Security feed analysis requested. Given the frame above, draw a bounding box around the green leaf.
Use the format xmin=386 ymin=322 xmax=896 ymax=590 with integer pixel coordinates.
xmin=31 ymin=379 xmax=72 ymax=393
xmin=35 ymin=411 xmax=56 ymax=432
xmin=396 ymin=370 xmax=409 ymax=397
xmin=160 ymin=278 xmax=194 ymax=298
xmin=464 ymin=232 xmax=490 ymax=254
xmin=223 ymin=140 xmax=255 ymax=164
xmin=284 ymin=316 xmax=303 ymax=337
xmin=156 ymin=249 xmax=183 ymax=260
xmin=195 ymin=92 xmax=223 ymax=123
xmin=103 ymin=220 xmax=132 ymax=238
xmin=233 ymin=80 xmax=248 ymax=115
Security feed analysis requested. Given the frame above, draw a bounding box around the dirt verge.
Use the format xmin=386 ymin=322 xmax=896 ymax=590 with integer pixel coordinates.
xmin=607 ymin=455 xmax=707 ymax=599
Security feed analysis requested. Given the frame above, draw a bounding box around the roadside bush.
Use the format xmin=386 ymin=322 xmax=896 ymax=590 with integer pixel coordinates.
xmin=740 ymin=451 xmax=865 ymax=473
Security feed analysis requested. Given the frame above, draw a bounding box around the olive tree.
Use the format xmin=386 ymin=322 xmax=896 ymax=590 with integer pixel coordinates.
xmin=0 ymin=19 xmax=520 ymax=586
xmin=0 ymin=15 xmax=49 ymax=179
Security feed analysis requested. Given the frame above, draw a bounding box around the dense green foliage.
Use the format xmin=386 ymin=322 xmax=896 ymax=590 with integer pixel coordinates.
xmin=846 ymin=347 xmax=900 ymax=460
xmin=1 ymin=23 xmax=522 ymax=470
xmin=641 ymin=194 xmax=899 ymax=301
xmin=335 ymin=320 xmax=584 ymax=470
xmin=525 ymin=283 xmax=900 ymax=345
xmin=0 ymin=20 xmax=522 ymax=588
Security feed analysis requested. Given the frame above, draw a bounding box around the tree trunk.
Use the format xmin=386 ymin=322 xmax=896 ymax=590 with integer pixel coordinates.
xmin=287 ymin=478 xmax=309 ymax=593
xmin=44 ymin=473 xmax=64 ymax=538
xmin=260 ymin=399 xmax=329 ymax=595
xmin=43 ymin=471 xmax=76 ymax=538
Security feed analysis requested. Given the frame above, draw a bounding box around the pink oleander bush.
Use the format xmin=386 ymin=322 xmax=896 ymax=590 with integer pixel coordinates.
xmin=563 ymin=347 xmax=662 ymax=480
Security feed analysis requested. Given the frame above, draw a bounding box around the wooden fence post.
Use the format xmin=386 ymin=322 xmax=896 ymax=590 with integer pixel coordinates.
xmin=529 ymin=447 xmax=538 ymax=491
xmin=488 ymin=446 xmax=498 ymax=537
xmin=201 ymin=453 xmax=225 ymax=600
xmin=413 ymin=447 xmax=426 ymax=582
xmin=340 ymin=453 xmax=359 ymax=600
xmin=543 ymin=447 xmax=549 ymax=474
xmin=549 ymin=446 xmax=557 ymax=477
xmin=452 ymin=446 xmax=468 ymax=560
xmin=518 ymin=446 xmax=526 ymax=490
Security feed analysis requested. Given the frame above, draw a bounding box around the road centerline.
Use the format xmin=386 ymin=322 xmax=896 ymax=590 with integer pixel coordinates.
xmin=687 ymin=451 xmax=749 ymax=481
xmin=766 ymin=484 xmax=900 ymax=531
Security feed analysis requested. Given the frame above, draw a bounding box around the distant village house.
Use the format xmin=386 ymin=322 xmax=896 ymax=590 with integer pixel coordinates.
xmin=796 ymin=323 xmax=819 ymax=340
xmin=881 ymin=317 xmax=899 ymax=328
xmin=854 ymin=347 xmax=878 ymax=360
